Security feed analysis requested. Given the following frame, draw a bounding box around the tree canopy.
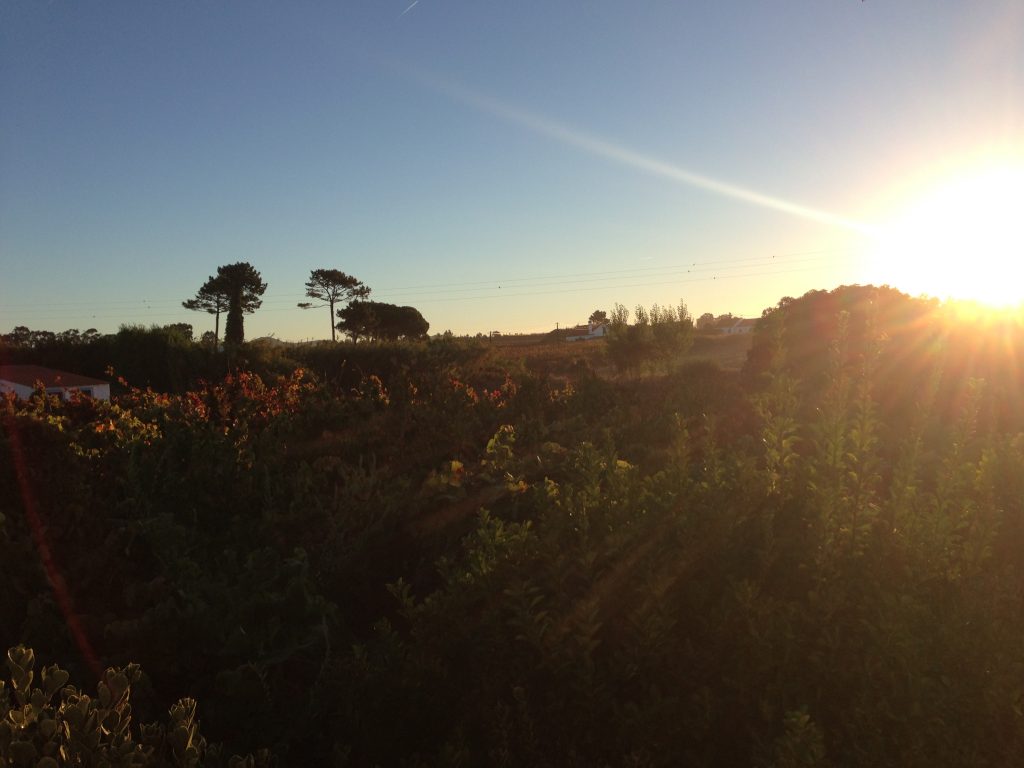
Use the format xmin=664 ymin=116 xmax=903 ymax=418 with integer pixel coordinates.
xmin=217 ymin=262 xmax=267 ymax=347
xmin=696 ymin=312 xmax=716 ymax=330
xmin=182 ymin=275 xmax=230 ymax=345
xmin=336 ymin=300 xmax=429 ymax=343
xmin=298 ymin=269 xmax=369 ymax=342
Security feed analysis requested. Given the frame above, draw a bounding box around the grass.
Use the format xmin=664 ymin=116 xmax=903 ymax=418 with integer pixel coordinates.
xmin=685 ymin=332 xmax=754 ymax=371
xmin=481 ymin=331 xmax=754 ymax=379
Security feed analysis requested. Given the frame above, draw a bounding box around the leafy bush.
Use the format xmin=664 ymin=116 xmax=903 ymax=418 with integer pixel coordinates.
xmin=0 ymin=645 xmax=269 ymax=767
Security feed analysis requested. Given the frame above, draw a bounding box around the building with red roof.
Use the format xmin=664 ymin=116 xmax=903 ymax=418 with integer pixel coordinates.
xmin=0 ymin=365 xmax=110 ymax=401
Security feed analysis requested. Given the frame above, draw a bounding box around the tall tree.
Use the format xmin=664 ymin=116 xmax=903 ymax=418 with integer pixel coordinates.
xmin=589 ymin=309 xmax=608 ymax=325
xmin=216 ymin=262 xmax=267 ymax=347
xmin=182 ymin=275 xmax=230 ymax=346
xmin=298 ymin=269 xmax=369 ymax=342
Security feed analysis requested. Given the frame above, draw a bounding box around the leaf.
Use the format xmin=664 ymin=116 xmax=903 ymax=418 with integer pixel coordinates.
xmin=7 ymin=647 xmax=34 ymax=675
xmin=106 ymin=671 xmax=130 ymax=705
xmin=40 ymin=667 xmax=69 ymax=700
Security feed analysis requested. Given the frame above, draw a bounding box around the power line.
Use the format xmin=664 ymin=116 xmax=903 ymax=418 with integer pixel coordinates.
xmin=398 ymin=264 xmax=832 ymax=304
xmin=0 ymin=247 xmax=853 ymax=313
xmin=0 ymin=260 xmax=836 ymax=323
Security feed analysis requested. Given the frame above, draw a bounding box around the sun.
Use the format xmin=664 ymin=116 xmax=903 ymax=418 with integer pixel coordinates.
xmin=867 ymin=162 xmax=1024 ymax=307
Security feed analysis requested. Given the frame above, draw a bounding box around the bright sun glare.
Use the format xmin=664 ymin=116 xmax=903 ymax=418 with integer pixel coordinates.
xmin=870 ymin=163 xmax=1024 ymax=307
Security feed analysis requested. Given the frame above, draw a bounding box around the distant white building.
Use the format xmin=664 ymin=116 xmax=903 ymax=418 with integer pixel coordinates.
xmin=565 ymin=321 xmax=610 ymax=341
xmin=0 ymin=365 xmax=111 ymax=401
xmin=723 ymin=318 xmax=758 ymax=335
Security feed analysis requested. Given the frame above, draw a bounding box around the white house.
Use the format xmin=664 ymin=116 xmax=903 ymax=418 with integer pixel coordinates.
xmin=0 ymin=365 xmax=111 ymax=401
xmin=723 ymin=318 xmax=758 ymax=335
xmin=565 ymin=321 xmax=610 ymax=341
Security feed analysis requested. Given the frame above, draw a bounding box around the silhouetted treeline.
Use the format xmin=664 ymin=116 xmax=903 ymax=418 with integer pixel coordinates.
xmin=0 ymin=324 xmax=224 ymax=392
xmin=0 ymin=325 xmax=478 ymax=394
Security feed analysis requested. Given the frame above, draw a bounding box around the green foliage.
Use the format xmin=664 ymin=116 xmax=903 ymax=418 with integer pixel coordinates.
xmin=605 ymin=300 xmax=694 ymax=374
xmin=335 ymin=300 xmax=429 ymax=342
xmin=108 ymin=325 xmax=208 ymax=391
xmin=6 ymin=297 xmax=1024 ymax=763
xmin=0 ymin=645 xmax=268 ymax=767
xmin=0 ymin=324 xmax=224 ymax=393
xmin=605 ymin=302 xmax=649 ymax=374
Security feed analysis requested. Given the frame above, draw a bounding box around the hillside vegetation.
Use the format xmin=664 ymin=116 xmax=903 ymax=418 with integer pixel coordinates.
xmin=4 ymin=285 xmax=1024 ymax=765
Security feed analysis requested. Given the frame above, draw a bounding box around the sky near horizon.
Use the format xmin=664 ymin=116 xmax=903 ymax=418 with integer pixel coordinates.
xmin=2 ymin=1 xmax=1022 ymax=339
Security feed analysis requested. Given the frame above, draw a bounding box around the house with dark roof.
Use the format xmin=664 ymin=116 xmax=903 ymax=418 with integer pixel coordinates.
xmin=0 ymin=365 xmax=110 ymax=401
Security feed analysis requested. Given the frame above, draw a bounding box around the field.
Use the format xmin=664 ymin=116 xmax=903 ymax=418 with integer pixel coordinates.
xmin=484 ymin=330 xmax=754 ymax=379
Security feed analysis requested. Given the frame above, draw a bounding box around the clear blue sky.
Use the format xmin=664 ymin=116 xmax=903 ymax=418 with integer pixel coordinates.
xmin=2 ymin=1 xmax=1022 ymax=339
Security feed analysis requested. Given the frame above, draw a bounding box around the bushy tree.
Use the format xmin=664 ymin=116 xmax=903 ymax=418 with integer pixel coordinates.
xmin=650 ymin=300 xmax=694 ymax=360
xmin=164 ymin=323 xmax=194 ymax=342
xmin=2 ymin=326 xmax=102 ymax=349
xmin=298 ymin=269 xmax=370 ymax=342
xmin=605 ymin=300 xmax=692 ymax=373
xmin=714 ymin=312 xmax=737 ymax=329
xmin=110 ymin=324 xmax=205 ymax=390
xmin=336 ymin=300 xmax=429 ymax=342
xmin=334 ymin=301 xmax=375 ymax=343
xmin=378 ymin=304 xmax=429 ymax=340
xmin=605 ymin=303 xmax=646 ymax=374
xmin=1 ymin=325 xmax=32 ymax=347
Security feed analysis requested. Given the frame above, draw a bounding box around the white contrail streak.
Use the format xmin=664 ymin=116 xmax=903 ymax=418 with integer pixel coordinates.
xmin=399 ymin=0 xmax=419 ymax=18
xmin=412 ymin=73 xmax=876 ymax=235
